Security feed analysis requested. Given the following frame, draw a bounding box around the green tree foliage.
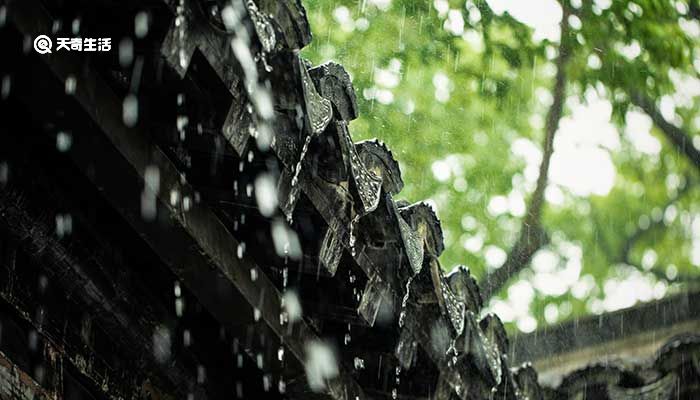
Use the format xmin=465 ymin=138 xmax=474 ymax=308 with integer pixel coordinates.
xmin=302 ymin=0 xmax=700 ymax=332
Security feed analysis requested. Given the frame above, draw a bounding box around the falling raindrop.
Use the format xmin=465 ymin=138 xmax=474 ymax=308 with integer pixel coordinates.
xmin=285 ymin=134 xmax=313 ymax=223
xmin=55 ymin=214 xmax=73 ymax=237
xmin=282 ymin=291 xmax=302 ymax=323
xmin=65 ymin=75 xmax=77 ymax=95
xmin=28 ymin=330 xmax=38 ymax=352
xmin=123 ymin=94 xmax=139 ymax=127
xmin=304 ymin=341 xmax=339 ymax=392
xmin=71 ymin=18 xmax=81 ymax=35
xmin=1 ymin=75 xmax=11 ymax=99
xmin=56 ymin=131 xmax=72 ymax=152
xmin=271 ymin=221 xmax=301 ymax=259
xmin=277 ymin=346 xmax=285 ymax=362
xmin=141 ymin=165 xmax=160 ymax=221
xmin=349 ymin=214 xmax=360 ymax=256
xmin=197 ymin=365 xmax=206 ymax=384
xmin=177 ymin=115 xmax=189 ymax=140
xmin=175 ymin=298 xmax=184 ymax=317
xmin=0 ymin=162 xmax=7 ymax=185
xmin=152 ymin=326 xmax=172 ymax=364
xmin=169 ymin=189 xmax=180 ymax=207
xmin=398 ymin=277 xmax=414 ymax=328
xmin=253 ymin=307 xmax=261 ymax=321
xmin=119 ymin=38 xmax=134 ymax=67
xmin=34 ymin=366 xmax=45 ymax=385
xmin=134 ymin=11 xmax=150 ymax=38
xmin=175 ymin=0 xmax=188 ymax=69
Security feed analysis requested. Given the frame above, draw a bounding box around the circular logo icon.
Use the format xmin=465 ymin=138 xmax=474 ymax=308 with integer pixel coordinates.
xmin=33 ymin=35 xmax=53 ymax=54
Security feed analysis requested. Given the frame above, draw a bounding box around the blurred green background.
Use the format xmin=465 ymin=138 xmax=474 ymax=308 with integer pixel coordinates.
xmin=301 ymin=0 xmax=700 ymax=332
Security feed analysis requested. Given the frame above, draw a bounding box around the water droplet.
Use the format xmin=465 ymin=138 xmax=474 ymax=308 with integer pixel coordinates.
xmin=0 ymin=162 xmax=7 ymax=185
xmin=169 ymin=189 xmax=180 ymax=207
xmin=282 ymin=291 xmax=302 ymax=323
xmin=71 ymin=18 xmax=81 ymax=35
xmin=197 ymin=365 xmax=206 ymax=383
xmin=277 ymin=346 xmax=285 ymax=361
xmin=0 ymin=161 xmax=10 ymax=185
xmin=353 ymin=357 xmax=365 ymax=370
xmin=65 ymin=75 xmax=77 ymax=95
xmin=135 ymin=11 xmax=150 ymax=38
xmin=398 ymin=277 xmax=414 ymax=327
xmin=304 ymin=341 xmax=339 ymax=392
xmin=263 ymin=374 xmax=271 ymax=391
xmin=0 ymin=6 xmax=7 ymax=27
xmin=175 ymin=298 xmax=184 ymax=317
xmin=1 ymin=75 xmax=11 ymax=99
xmin=123 ymin=94 xmax=139 ymax=127
xmin=119 ymin=38 xmax=134 ymax=67
xmin=152 ymin=326 xmax=172 ymax=363
xmin=183 ymin=329 xmax=191 ymax=347
xmin=56 ymin=131 xmax=72 ymax=152
xmin=55 ymin=213 xmax=73 ymax=237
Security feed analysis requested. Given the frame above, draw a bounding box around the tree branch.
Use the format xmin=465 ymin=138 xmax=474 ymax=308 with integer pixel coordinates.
xmin=689 ymin=0 xmax=700 ymax=21
xmin=480 ymin=6 xmax=572 ymax=300
xmin=629 ymin=92 xmax=700 ymax=171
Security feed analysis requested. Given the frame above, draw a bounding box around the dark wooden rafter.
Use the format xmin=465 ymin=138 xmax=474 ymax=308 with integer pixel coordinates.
xmin=0 ymin=189 xmax=191 ymax=399
xmin=0 ymin=148 xmax=279 ymax=400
